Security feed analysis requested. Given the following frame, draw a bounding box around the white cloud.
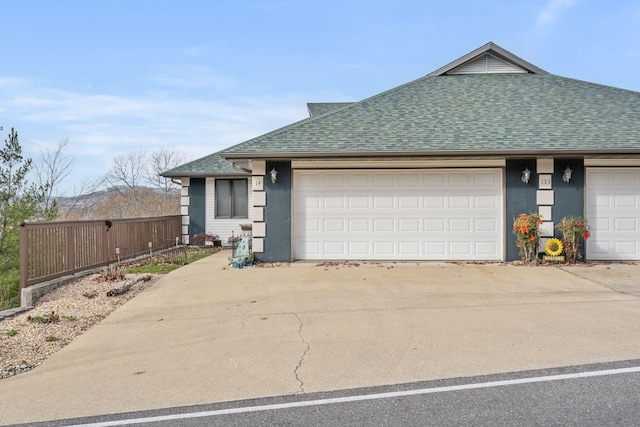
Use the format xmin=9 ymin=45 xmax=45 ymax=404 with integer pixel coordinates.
xmin=536 ymin=0 xmax=579 ymax=28
xmin=1 ymin=75 xmax=309 ymax=194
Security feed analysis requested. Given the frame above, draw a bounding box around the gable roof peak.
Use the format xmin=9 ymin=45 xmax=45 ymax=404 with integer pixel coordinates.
xmin=429 ymin=42 xmax=548 ymax=76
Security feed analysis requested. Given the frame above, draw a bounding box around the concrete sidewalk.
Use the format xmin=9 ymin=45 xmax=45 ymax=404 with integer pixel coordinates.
xmin=2 ymin=253 xmax=640 ymax=425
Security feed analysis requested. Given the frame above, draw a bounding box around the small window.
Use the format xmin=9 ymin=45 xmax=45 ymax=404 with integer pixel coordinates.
xmin=215 ymin=179 xmax=248 ymax=218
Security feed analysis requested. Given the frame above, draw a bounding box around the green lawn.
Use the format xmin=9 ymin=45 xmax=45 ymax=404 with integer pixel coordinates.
xmin=124 ymin=247 xmax=222 ymax=275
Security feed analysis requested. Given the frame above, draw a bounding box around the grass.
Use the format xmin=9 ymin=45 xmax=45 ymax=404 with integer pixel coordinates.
xmin=27 ymin=315 xmax=44 ymax=323
xmin=6 ymin=329 xmax=18 ymax=337
xmin=125 ymin=263 xmax=178 ymax=274
xmin=27 ymin=312 xmax=60 ymax=324
xmin=124 ymin=247 xmax=221 ymax=275
xmin=45 ymin=336 xmax=59 ymax=342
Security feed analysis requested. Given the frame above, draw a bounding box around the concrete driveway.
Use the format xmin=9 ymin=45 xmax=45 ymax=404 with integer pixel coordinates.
xmin=2 ymin=252 xmax=640 ymax=425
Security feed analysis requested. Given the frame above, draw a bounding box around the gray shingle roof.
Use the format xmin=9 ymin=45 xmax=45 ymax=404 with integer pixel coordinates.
xmin=222 ymin=73 xmax=640 ymax=158
xmin=307 ymin=102 xmax=354 ymax=116
xmin=161 ymin=151 xmax=247 ymax=177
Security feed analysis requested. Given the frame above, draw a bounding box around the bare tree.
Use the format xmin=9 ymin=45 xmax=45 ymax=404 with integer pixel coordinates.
xmin=147 ymin=146 xmax=185 ymax=196
xmin=105 ymin=151 xmax=147 ymax=211
xmin=67 ymin=148 xmax=184 ymax=220
xmin=106 ymin=151 xmax=147 ymax=191
xmin=33 ymin=137 xmax=73 ymax=210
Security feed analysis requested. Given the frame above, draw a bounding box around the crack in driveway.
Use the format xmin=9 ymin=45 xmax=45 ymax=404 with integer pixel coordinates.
xmin=293 ymin=313 xmax=310 ymax=393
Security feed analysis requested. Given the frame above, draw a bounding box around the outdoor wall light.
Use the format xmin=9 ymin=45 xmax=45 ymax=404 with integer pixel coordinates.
xmin=521 ymin=167 xmax=531 ymax=184
xmin=269 ymin=167 xmax=278 ymax=184
xmin=562 ymin=166 xmax=573 ymax=183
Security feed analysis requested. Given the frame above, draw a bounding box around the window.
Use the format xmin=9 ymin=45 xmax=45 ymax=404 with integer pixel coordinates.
xmin=215 ymin=179 xmax=248 ymax=218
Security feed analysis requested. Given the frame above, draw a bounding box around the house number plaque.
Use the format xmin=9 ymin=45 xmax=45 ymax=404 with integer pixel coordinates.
xmin=252 ymin=176 xmax=264 ymax=191
xmin=539 ymin=174 xmax=552 ymax=189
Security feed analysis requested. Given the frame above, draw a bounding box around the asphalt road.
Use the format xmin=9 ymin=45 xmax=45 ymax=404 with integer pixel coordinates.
xmin=16 ymin=359 xmax=640 ymax=427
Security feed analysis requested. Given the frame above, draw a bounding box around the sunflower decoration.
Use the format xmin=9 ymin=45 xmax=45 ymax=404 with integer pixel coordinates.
xmin=545 ymin=238 xmax=564 ymax=257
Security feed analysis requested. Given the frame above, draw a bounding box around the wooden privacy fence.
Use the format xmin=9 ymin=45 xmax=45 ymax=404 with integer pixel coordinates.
xmin=19 ymin=215 xmax=182 ymax=290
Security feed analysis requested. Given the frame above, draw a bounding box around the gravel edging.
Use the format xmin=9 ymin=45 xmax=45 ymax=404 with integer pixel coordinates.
xmin=0 ymin=273 xmax=159 ymax=380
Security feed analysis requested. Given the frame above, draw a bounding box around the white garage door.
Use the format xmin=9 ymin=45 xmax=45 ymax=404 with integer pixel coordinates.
xmin=294 ymin=169 xmax=503 ymax=260
xmin=586 ymin=168 xmax=640 ymax=260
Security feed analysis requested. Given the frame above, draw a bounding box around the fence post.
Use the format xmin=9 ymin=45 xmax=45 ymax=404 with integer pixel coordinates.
xmin=67 ymin=224 xmax=75 ymax=275
xmin=103 ymin=221 xmax=110 ymax=265
xmin=19 ymin=223 xmax=28 ymax=290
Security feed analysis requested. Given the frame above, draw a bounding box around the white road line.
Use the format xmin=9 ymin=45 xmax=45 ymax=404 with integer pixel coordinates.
xmin=67 ymin=365 xmax=640 ymax=427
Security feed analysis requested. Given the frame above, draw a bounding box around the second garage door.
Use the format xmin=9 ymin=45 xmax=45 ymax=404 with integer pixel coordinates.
xmin=293 ymin=169 xmax=503 ymax=260
xmin=586 ymin=168 xmax=640 ymax=260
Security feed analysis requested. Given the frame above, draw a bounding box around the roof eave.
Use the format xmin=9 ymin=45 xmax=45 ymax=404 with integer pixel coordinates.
xmin=221 ymin=148 xmax=640 ymax=161
xmin=160 ymin=171 xmax=250 ymax=178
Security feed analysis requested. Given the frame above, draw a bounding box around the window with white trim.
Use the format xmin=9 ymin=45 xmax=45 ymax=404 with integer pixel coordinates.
xmin=215 ymin=179 xmax=248 ymax=218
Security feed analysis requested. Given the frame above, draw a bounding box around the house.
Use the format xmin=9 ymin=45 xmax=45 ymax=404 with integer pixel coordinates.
xmin=162 ymin=42 xmax=640 ymax=262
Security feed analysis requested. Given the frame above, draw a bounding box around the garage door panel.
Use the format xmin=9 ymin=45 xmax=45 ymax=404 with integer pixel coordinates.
xmin=298 ymin=241 xmax=321 ymax=257
xmin=586 ymin=168 xmax=640 ymax=260
xmin=476 ymin=241 xmax=500 ymax=255
xmin=399 ymin=218 xmax=420 ymax=232
xmin=373 ymin=241 xmax=395 ymax=255
xmin=324 ymin=241 xmax=345 ymax=255
xmin=323 ymin=218 xmax=345 ymax=232
xmin=373 ymin=196 xmax=394 ymax=209
xmin=614 ymin=194 xmax=638 ymax=208
xmin=348 ymin=196 xmax=369 ymax=209
xmin=423 ymin=241 xmax=445 ymax=256
xmin=323 ymin=174 xmax=344 ymax=186
xmin=449 ymin=173 xmax=471 ymax=186
xmin=475 ymin=218 xmax=499 ymax=232
xmin=399 ymin=196 xmax=420 ymax=208
xmin=347 ymin=174 xmax=369 ymax=186
xmin=373 ymin=174 xmax=394 ymax=186
xmin=450 ymin=241 xmax=472 ymax=255
xmin=373 ymin=218 xmax=395 ymax=232
xmin=588 ymin=194 xmax=612 ymax=209
xmin=295 ymin=169 xmax=502 ymax=260
xmin=298 ymin=195 xmax=321 ymax=209
xmin=348 ymin=241 xmax=370 ymax=255
xmin=424 ymin=173 xmax=446 ymax=186
xmin=614 ymin=172 xmax=639 ymax=185
xmin=424 ymin=218 xmax=445 ymax=232
xmin=475 ymin=195 xmax=498 ymax=208
xmin=399 ymin=174 xmax=420 ymax=186
xmin=449 ymin=218 xmax=471 ymax=232
xmin=302 ymin=218 xmax=321 ymax=232
xmin=474 ymin=172 xmax=500 ymax=186
xmin=615 ymin=241 xmax=639 ymax=255
xmin=450 ymin=196 xmax=470 ymax=208
xmin=399 ymin=241 xmax=421 ymax=255
xmin=424 ymin=196 xmax=446 ymax=209
xmin=613 ymin=217 xmax=636 ymax=231
xmin=347 ymin=218 xmax=369 ymax=232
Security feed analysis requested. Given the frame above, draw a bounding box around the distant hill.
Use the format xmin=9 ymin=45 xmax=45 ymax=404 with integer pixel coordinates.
xmin=53 ymin=186 xmax=180 ymax=220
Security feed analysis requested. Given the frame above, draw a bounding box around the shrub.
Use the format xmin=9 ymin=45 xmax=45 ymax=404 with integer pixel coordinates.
xmin=98 ymin=265 xmax=126 ymax=281
xmin=192 ymin=233 xmax=220 ymax=246
xmin=557 ymin=216 xmax=590 ymax=263
xmin=513 ymin=212 xmax=543 ymax=263
xmin=0 ymin=269 xmax=20 ymax=311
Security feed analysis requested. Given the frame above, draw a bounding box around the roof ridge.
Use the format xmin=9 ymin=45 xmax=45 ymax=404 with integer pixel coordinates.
xmin=429 ymin=41 xmax=548 ymax=76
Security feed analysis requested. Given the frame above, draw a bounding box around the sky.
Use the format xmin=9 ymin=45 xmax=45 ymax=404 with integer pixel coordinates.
xmin=2 ymin=0 xmax=639 ymax=195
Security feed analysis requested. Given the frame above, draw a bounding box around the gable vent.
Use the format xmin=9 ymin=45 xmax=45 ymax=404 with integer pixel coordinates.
xmin=446 ymin=53 xmax=527 ymax=75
